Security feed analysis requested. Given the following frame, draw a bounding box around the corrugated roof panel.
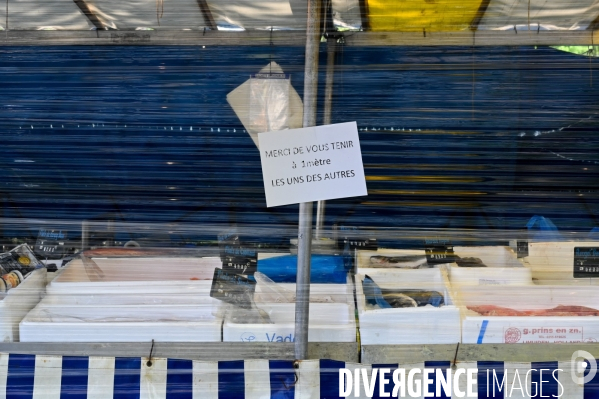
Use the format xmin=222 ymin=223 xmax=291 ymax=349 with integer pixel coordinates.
xmin=0 ymin=0 xmax=93 ymax=30
xmin=477 ymin=0 xmax=599 ymax=30
xmin=366 ymin=0 xmax=484 ymax=31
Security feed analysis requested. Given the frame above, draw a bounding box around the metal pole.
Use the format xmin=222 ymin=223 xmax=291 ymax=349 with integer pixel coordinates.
xmin=323 ymin=36 xmax=336 ymax=126
xmin=295 ymin=0 xmax=321 ymax=360
xmin=315 ymin=36 xmax=336 ymax=239
xmin=81 ymin=220 xmax=89 ymax=251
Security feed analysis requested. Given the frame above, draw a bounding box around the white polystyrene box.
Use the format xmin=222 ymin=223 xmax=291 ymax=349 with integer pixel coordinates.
xmin=449 ymin=246 xmax=532 ymax=286
xmin=460 ymin=285 xmax=599 ymax=344
xmin=20 ymin=293 xmax=222 ymax=342
xmin=223 ymin=280 xmax=356 ymax=343
xmin=521 ymin=241 xmax=599 ymax=285
xmin=46 ymin=257 xmax=222 ymax=295
xmin=356 ymin=268 xmax=461 ymax=345
xmin=223 ymin=302 xmax=355 ymax=343
xmin=0 ymin=269 xmax=47 ymax=342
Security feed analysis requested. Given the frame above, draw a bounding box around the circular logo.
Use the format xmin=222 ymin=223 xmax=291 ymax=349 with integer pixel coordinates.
xmin=17 ymin=256 xmax=30 ymax=266
xmin=571 ymin=350 xmax=597 ymax=385
xmin=504 ymin=327 xmax=522 ymax=343
xmin=240 ymin=332 xmax=256 ymax=342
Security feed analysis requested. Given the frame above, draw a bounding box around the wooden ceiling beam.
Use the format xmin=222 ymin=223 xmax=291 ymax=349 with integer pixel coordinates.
xmin=0 ymin=29 xmax=597 ymax=46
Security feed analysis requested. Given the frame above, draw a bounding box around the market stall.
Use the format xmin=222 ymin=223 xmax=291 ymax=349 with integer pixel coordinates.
xmin=0 ymin=0 xmax=598 ymax=397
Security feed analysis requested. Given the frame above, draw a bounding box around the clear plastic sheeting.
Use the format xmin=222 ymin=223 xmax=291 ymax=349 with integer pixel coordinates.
xmin=228 ymin=62 xmax=303 ymax=148
xmin=83 ymin=0 xmax=208 ymax=30
xmin=331 ymin=0 xmax=362 ymax=30
xmin=206 ymin=0 xmax=298 ymax=30
xmin=249 ymin=74 xmax=291 ymax=135
xmin=478 ymin=0 xmax=599 ymax=31
xmin=0 ymin=226 xmax=596 ymax=349
xmin=0 ymin=0 xmax=93 ymax=30
xmin=0 ymin=41 xmax=597 ymax=389
xmin=0 ymin=0 xmax=597 ymax=32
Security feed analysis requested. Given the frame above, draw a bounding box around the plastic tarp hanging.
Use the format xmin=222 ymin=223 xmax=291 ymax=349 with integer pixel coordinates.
xmin=227 ymin=62 xmax=303 ymax=148
xmin=526 ymin=215 xmax=562 ymax=241
xmin=366 ymin=0 xmax=484 ymax=31
xmin=249 ymin=72 xmax=291 ymax=135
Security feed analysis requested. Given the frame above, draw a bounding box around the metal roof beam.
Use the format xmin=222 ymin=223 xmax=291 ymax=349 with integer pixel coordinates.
xmin=588 ymin=12 xmax=599 ymax=32
xmin=358 ymin=0 xmax=370 ymax=31
xmin=469 ymin=0 xmax=492 ymax=31
xmin=72 ymin=0 xmax=106 ymax=30
xmin=196 ymin=0 xmax=217 ymax=30
xmin=0 ymin=29 xmax=598 ymax=46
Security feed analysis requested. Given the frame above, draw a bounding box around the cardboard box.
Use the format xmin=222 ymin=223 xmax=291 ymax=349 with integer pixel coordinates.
xmin=356 ymin=268 xmax=461 ymax=345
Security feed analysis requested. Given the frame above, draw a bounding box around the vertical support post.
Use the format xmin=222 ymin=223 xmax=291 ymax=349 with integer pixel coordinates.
xmin=295 ymin=0 xmax=321 ymax=360
xmin=315 ymin=36 xmax=336 ymax=239
xmin=81 ymin=220 xmax=89 ymax=251
xmin=323 ymin=36 xmax=336 ymax=126
xmin=106 ymin=219 xmax=114 ymax=247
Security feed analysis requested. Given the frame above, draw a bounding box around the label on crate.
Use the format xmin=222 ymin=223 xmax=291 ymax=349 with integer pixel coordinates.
xmin=35 ymin=229 xmax=68 ymax=259
xmin=221 ymin=244 xmax=257 ymax=275
xmin=218 ymin=228 xmax=240 ymax=260
xmin=573 ymin=247 xmax=599 ymax=278
xmin=503 ymin=326 xmax=584 ymax=344
xmin=342 ymin=237 xmax=378 ymax=251
xmin=425 ymin=245 xmax=456 ymax=265
xmin=222 ymin=256 xmax=257 ymax=275
xmin=335 ymin=225 xmax=378 ymax=251
xmin=516 ymin=240 xmax=529 ymax=258
xmin=210 ymin=268 xmax=256 ymax=309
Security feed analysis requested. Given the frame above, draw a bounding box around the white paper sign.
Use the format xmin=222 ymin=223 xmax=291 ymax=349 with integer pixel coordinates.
xmin=258 ymin=122 xmax=367 ymax=207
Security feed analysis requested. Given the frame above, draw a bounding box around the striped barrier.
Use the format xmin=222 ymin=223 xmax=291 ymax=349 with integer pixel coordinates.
xmin=0 ymin=354 xmax=597 ymax=398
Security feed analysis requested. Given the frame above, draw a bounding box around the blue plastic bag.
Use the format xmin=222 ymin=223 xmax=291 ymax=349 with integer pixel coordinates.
xmin=526 ymin=215 xmax=562 ymax=240
xmin=257 ymin=255 xmax=347 ymax=284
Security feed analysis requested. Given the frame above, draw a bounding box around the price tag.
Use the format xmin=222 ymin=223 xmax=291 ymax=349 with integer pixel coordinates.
xmin=516 ymin=240 xmax=529 ymax=258
xmin=573 ymin=247 xmax=599 ymax=278
xmin=335 ymin=225 xmax=377 ymax=251
xmin=220 ymin=243 xmax=257 ymax=274
xmin=222 ymin=256 xmax=257 ymax=275
xmin=35 ymin=229 xmax=68 ymax=259
xmin=218 ymin=229 xmax=240 ymax=261
xmin=343 ymin=238 xmax=378 ymax=251
xmin=425 ymin=246 xmax=456 ymax=265
xmin=209 ymin=268 xmax=256 ymax=309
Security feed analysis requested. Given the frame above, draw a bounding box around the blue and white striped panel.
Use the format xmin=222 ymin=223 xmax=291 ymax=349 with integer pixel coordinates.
xmin=0 ymin=354 xmax=597 ymax=398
